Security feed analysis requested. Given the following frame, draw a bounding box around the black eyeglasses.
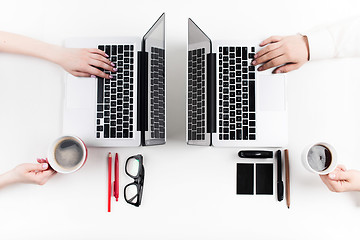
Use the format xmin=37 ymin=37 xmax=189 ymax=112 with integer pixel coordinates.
xmin=124 ymin=154 xmax=145 ymax=207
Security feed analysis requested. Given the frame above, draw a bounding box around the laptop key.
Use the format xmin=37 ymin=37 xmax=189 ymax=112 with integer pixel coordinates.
xmin=123 ymin=129 xmax=129 ymax=138
xmin=97 ymin=78 xmax=104 ymax=103
xmin=118 ymin=45 xmax=123 ymax=53
xmin=249 ymin=81 xmax=255 ymax=112
xmin=230 ymin=131 xmax=235 ymax=140
xmin=110 ymin=127 xmax=116 ymax=138
xmin=249 ymin=113 xmax=255 ymax=120
xmin=249 ymin=72 xmax=255 ymax=79
xmin=105 ymin=46 xmax=110 ymax=57
xmin=104 ymin=124 xmax=109 ymax=138
xmin=236 ymin=47 xmax=241 ymax=57
xmin=242 ymin=47 xmax=248 ymax=60
xmin=236 ymin=130 xmax=242 ymax=140
xmin=243 ymin=126 xmax=248 ymax=140
xmin=111 ymin=45 xmax=117 ymax=55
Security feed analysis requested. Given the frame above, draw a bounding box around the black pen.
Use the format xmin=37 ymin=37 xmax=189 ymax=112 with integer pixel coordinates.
xmin=276 ymin=150 xmax=284 ymax=202
xmin=238 ymin=150 xmax=273 ymax=159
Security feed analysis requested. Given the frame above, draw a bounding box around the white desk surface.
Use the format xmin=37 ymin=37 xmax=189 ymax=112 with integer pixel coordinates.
xmin=1 ymin=0 xmax=360 ymax=239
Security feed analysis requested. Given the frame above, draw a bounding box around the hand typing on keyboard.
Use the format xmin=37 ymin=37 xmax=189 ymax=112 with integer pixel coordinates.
xmin=57 ymin=47 xmax=117 ymax=79
xmin=252 ymin=35 xmax=309 ymax=74
xmin=0 ymin=31 xmax=116 ymax=79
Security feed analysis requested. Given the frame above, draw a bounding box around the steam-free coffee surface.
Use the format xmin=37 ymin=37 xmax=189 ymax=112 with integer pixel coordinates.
xmin=307 ymin=145 xmax=332 ymax=172
xmin=55 ymin=139 xmax=83 ymax=169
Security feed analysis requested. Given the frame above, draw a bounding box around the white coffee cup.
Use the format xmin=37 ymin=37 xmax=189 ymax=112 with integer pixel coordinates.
xmin=301 ymin=142 xmax=337 ymax=175
xmin=47 ymin=136 xmax=88 ymax=174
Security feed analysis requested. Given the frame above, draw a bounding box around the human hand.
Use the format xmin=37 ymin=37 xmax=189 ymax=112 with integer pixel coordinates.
xmin=252 ymin=35 xmax=310 ymax=73
xmin=56 ymin=48 xmax=116 ymax=79
xmin=320 ymin=165 xmax=360 ymax=192
xmin=11 ymin=163 xmax=56 ymax=185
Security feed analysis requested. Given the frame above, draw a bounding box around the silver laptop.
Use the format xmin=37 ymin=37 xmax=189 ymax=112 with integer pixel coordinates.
xmin=63 ymin=13 xmax=166 ymax=147
xmin=187 ymin=18 xmax=287 ymax=147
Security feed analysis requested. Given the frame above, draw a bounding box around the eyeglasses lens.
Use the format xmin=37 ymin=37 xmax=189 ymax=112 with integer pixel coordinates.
xmin=125 ymin=184 xmax=138 ymax=203
xmin=126 ymin=157 xmax=140 ymax=177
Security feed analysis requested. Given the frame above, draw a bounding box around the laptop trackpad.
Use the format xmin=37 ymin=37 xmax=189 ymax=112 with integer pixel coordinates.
xmin=258 ymin=75 xmax=285 ymax=111
xmin=66 ymin=76 xmax=94 ymax=109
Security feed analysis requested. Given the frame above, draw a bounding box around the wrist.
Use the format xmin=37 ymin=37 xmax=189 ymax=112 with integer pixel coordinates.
xmin=0 ymin=170 xmax=19 ymax=189
xmin=42 ymin=44 xmax=64 ymax=66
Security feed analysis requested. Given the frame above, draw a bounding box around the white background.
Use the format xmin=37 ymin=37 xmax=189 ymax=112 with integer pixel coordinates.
xmin=1 ymin=0 xmax=360 ymax=239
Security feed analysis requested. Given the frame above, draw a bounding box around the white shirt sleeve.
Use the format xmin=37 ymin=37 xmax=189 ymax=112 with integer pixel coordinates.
xmin=305 ymin=16 xmax=360 ymax=61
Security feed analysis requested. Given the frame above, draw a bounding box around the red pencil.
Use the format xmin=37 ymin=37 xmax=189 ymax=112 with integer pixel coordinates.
xmin=114 ymin=153 xmax=119 ymax=201
xmin=108 ymin=152 xmax=112 ymax=212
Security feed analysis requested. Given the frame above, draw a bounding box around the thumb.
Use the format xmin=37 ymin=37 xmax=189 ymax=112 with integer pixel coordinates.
xmin=273 ymin=63 xmax=300 ymax=74
xmin=328 ymin=170 xmax=350 ymax=181
xmin=23 ymin=163 xmax=49 ymax=172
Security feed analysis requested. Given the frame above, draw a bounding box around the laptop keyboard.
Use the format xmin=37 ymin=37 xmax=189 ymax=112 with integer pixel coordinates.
xmin=218 ymin=46 xmax=256 ymax=140
xmin=150 ymin=47 xmax=166 ymax=139
xmin=187 ymin=48 xmax=206 ymax=141
xmin=96 ymin=44 xmax=134 ymax=139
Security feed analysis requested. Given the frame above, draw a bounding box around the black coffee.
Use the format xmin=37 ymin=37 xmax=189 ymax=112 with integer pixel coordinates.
xmin=54 ymin=139 xmax=84 ymax=169
xmin=307 ymin=145 xmax=332 ymax=172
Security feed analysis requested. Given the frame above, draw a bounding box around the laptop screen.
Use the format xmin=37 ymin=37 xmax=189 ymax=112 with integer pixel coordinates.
xmin=187 ymin=19 xmax=212 ymax=145
xmin=142 ymin=13 xmax=166 ymax=145
xmin=143 ymin=13 xmax=165 ymax=51
xmin=188 ymin=18 xmax=211 ymax=48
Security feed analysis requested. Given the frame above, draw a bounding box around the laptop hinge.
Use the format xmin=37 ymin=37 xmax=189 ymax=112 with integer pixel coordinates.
xmin=207 ymin=53 xmax=216 ymax=133
xmin=137 ymin=51 xmax=148 ymax=133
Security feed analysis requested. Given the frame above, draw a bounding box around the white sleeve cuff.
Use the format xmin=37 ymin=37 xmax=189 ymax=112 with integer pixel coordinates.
xmin=304 ymin=29 xmax=336 ymax=61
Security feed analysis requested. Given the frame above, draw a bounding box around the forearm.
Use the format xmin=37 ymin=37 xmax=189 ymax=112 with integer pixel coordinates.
xmin=0 ymin=31 xmax=63 ymax=64
xmin=0 ymin=170 xmax=17 ymax=189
